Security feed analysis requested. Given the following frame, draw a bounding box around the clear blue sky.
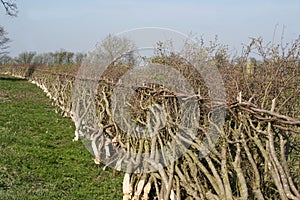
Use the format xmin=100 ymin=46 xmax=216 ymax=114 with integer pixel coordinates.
xmin=1 ymin=0 xmax=300 ymax=57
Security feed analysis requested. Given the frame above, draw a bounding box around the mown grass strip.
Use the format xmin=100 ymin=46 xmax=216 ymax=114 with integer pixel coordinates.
xmin=0 ymin=74 xmax=123 ymax=199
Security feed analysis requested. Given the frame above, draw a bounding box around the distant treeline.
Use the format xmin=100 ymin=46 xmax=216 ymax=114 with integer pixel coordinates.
xmin=0 ymin=49 xmax=87 ymax=66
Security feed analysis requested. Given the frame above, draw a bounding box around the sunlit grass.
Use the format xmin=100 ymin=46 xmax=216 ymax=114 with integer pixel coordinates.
xmin=0 ymin=74 xmax=123 ymax=199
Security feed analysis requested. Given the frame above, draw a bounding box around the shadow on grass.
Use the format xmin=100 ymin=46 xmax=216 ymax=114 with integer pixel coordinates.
xmin=0 ymin=75 xmax=25 ymax=82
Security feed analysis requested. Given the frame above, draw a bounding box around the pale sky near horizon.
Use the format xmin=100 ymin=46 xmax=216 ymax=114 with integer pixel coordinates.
xmin=1 ymin=0 xmax=300 ymax=57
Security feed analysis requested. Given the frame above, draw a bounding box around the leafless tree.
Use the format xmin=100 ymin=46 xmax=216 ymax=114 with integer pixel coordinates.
xmin=0 ymin=26 xmax=10 ymax=59
xmin=94 ymin=34 xmax=135 ymax=66
xmin=1 ymin=0 xmax=17 ymax=16
xmin=1 ymin=0 xmax=17 ymax=62
xmin=15 ymin=51 xmax=36 ymax=64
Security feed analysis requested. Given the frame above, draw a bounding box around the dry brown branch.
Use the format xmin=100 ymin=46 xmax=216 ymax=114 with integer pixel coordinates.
xmin=1 ymin=35 xmax=299 ymax=199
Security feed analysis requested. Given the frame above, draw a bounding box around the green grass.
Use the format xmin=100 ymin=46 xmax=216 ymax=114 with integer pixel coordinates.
xmin=0 ymin=75 xmax=123 ymax=199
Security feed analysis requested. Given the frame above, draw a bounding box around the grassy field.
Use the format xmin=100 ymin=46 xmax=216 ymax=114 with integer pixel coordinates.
xmin=0 ymin=74 xmax=123 ymax=199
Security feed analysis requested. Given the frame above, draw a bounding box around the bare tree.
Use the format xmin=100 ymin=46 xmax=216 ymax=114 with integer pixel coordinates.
xmin=1 ymin=0 xmax=17 ymax=62
xmin=95 ymin=34 xmax=135 ymax=66
xmin=0 ymin=54 xmax=12 ymax=65
xmin=75 ymin=52 xmax=86 ymax=64
xmin=1 ymin=0 xmax=17 ymax=16
xmin=0 ymin=26 xmax=10 ymax=59
xmin=15 ymin=51 xmax=36 ymax=64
